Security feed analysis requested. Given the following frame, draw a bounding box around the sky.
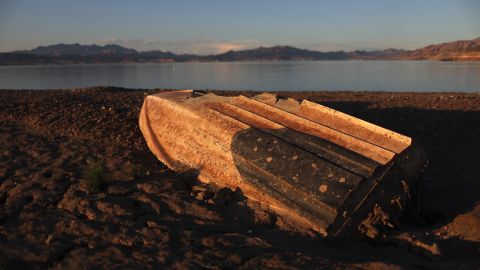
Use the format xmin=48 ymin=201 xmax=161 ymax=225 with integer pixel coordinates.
xmin=0 ymin=0 xmax=479 ymax=54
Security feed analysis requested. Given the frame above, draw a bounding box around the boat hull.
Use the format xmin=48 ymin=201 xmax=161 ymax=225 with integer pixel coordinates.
xmin=139 ymin=90 xmax=427 ymax=238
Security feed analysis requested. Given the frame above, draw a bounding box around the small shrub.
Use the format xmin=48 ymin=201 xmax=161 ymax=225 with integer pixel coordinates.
xmin=84 ymin=159 xmax=107 ymax=191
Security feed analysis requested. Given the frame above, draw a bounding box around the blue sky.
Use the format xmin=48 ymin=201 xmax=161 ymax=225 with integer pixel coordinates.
xmin=0 ymin=0 xmax=479 ymax=54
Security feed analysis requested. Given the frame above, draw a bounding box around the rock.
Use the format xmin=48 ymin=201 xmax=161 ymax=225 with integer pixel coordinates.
xmin=191 ymin=185 xmax=216 ymax=201
xmin=134 ymin=194 xmax=162 ymax=215
xmin=136 ymin=182 xmax=163 ymax=194
xmin=443 ymin=205 xmax=480 ymax=242
xmin=211 ymin=187 xmax=234 ymax=205
xmin=106 ymin=184 xmax=130 ymax=195
xmin=194 ymin=190 xmax=214 ymax=201
xmin=95 ymin=196 xmax=136 ymax=218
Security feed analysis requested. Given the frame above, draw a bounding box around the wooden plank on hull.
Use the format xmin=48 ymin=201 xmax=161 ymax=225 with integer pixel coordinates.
xmin=231 ymin=95 xmax=396 ymax=164
xmin=299 ymin=100 xmax=411 ymax=153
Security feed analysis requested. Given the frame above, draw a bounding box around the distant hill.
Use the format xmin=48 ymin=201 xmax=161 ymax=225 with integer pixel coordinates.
xmin=401 ymin=37 xmax=480 ymax=60
xmin=15 ymin=43 xmax=138 ymax=56
xmin=1 ymin=44 xmax=179 ymax=65
xmin=206 ymin=46 xmax=350 ymax=61
xmin=1 ymin=37 xmax=480 ymax=65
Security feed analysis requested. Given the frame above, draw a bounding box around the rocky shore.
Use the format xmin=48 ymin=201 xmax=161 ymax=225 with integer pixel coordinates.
xmin=0 ymin=87 xmax=479 ymax=269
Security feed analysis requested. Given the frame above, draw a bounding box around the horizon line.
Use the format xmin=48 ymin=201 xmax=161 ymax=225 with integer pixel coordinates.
xmin=2 ymin=36 xmax=479 ymax=55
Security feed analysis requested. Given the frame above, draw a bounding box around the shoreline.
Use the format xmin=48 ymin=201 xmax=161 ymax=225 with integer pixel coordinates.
xmin=1 ymin=87 xmax=479 ymax=268
xmin=1 ymin=58 xmax=480 ymax=67
xmin=2 ymin=86 xmax=480 ymax=95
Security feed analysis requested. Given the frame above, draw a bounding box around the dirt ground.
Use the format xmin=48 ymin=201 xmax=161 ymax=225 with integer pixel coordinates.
xmin=0 ymin=87 xmax=479 ymax=269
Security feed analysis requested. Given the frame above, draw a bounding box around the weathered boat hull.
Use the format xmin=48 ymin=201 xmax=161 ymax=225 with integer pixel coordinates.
xmin=139 ymin=90 xmax=426 ymax=238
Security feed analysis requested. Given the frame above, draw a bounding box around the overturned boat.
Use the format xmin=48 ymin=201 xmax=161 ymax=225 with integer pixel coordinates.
xmin=139 ymin=90 xmax=426 ymax=238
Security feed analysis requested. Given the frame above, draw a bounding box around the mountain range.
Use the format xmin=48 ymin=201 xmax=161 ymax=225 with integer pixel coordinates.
xmin=1 ymin=37 xmax=479 ymax=65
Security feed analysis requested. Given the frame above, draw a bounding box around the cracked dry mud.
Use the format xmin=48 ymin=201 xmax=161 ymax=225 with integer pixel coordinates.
xmin=0 ymin=88 xmax=479 ymax=269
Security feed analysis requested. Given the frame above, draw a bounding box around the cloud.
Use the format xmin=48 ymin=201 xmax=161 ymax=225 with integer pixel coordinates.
xmin=100 ymin=38 xmax=260 ymax=55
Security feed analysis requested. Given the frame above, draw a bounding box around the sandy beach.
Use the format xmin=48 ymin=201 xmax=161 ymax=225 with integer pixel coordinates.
xmin=1 ymin=87 xmax=479 ymax=269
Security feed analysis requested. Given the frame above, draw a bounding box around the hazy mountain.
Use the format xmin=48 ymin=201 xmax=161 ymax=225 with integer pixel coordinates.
xmin=1 ymin=37 xmax=480 ymax=65
xmin=141 ymin=50 xmax=177 ymax=58
xmin=1 ymin=44 xmax=179 ymax=64
xmin=348 ymin=48 xmax=408 ymax=60
xmin=15 ymin=43 xmax=138 ymax=56
xmin=208 ymin=46 xmax=350 ymax=61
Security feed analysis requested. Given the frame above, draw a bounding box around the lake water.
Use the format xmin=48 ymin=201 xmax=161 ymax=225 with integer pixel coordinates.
xmin=0 ymin=61 xmax=479 ymax=92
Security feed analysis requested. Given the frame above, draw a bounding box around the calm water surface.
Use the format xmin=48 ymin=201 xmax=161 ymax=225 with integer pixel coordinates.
xmin=0 ymin=61 xmax=479 ymax=91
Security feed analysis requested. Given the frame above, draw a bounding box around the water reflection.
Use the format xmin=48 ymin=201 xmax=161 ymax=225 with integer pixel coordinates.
xmin=0 ymin=61 xmax=479 ymax=91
